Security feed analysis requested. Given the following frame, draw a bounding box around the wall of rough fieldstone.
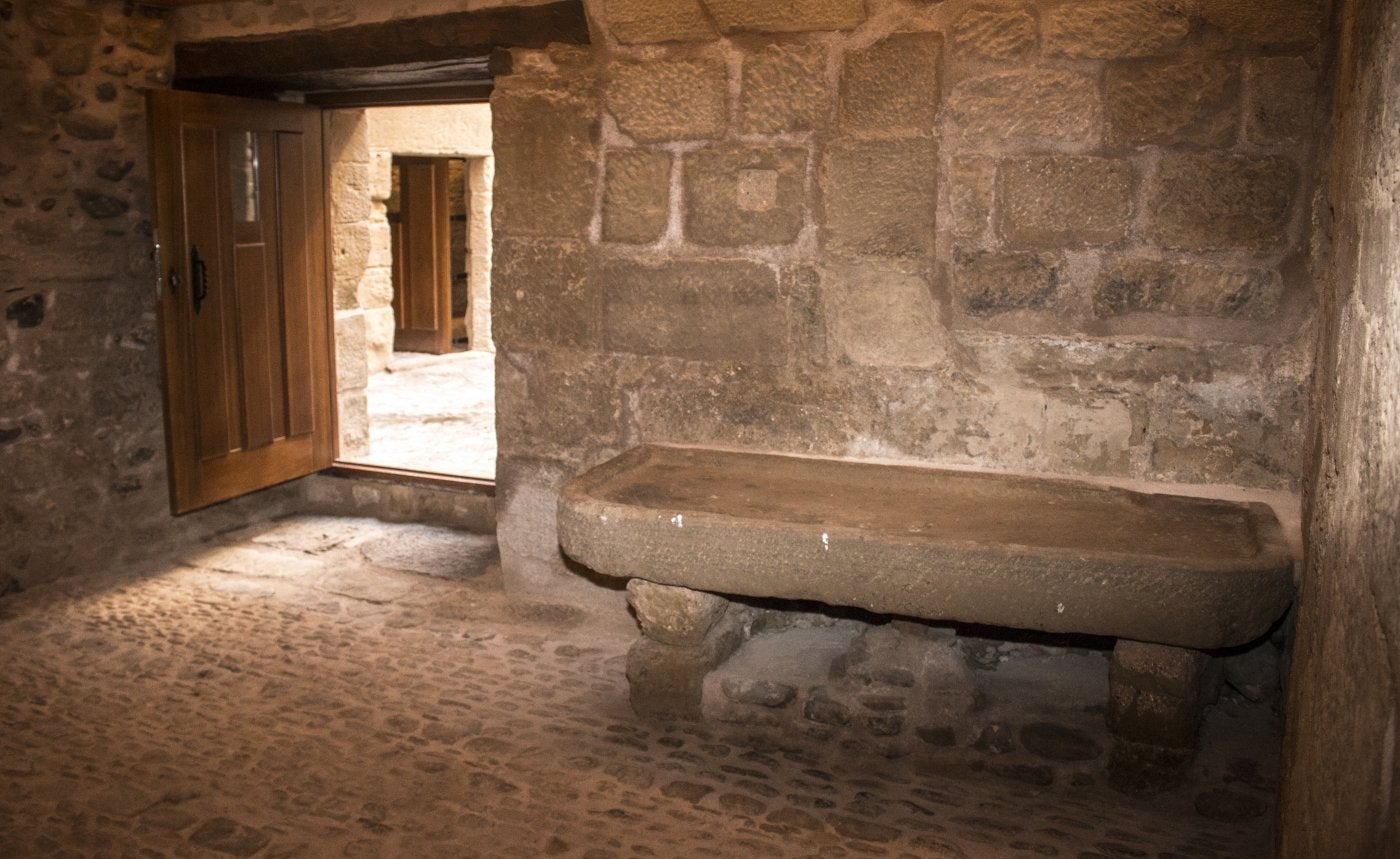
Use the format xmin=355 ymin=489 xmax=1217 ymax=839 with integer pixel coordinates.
xmin=490 ymin=0 xmax=1330 ymax=607
xmin=1278 ymin=0 xmax=1399 ymax=851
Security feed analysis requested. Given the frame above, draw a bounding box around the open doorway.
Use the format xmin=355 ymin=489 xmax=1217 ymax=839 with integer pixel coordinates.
xmin=325 ymin=104 xmax=495 ymax=480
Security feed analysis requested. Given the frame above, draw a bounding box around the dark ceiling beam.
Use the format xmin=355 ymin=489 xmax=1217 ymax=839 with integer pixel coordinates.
xmin=173 ymin=1 xmax=588 ymax=89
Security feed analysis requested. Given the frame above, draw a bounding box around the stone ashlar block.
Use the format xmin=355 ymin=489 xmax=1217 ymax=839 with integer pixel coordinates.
xmin=1198 ymin=0 xmax=1325 ymax=48
xmin=492 ymin=91 xmax=596 ymax=240
xmin=605 ymin=0 xmax=717 ymax=44
xmin=491 ymin=239 xmax=595 ymax=350
xmin=602 ymin=149 xmax=671 ymax=245
xmin=1094 ymin=258 xmax=1282 ymax=320
xmin=703 ymin=0 xmax=867 ymax=35
xmin=740 ymin=43 xmax=828 ymax=134
xmin=839 ymin=32 xmax=941 ymax=136
xmin=1146 ymin=154 xmax=1296 ymax=251
xmin=823 ymin=262 xmax=946 ymax=368
xmin=601 ymin=258 xmax=785 ymax=364
xmin=626 ymin=613 xmax=746 ymax=718
xmin=627 ymin=579 xmax=730 ymax=647
xmin=999 ymin=156 xmax=1136 ymax=247
xmin=951 ymin=7 xmax=1037 ymax=60
xmin=605 ymin=57 xmax=727 ymax=143
xmin=944 ymin=68 xmax=1099 ymax=146
xmin=333 ymin=313 xmax=369 ymax=392
xmin=1107 ymin=58 xmax=1239 ymax=147
xmin=1113 ymin=639 xmax=1209 ymax=699
xmin=494 ymin=352 xmax=624 ymax=459
xmin=1044 ymin=0 xmax=1190 ymax=59
xmin=822 ymin=139 xmax=937 ymax=258
xmin=953 ymin=250 xmax=1062 ymax=316
xmin=948 ymin=155 xmax=996 ymax=239
xmin=1246 ymin=57 xmax=1318 ymax=145
xmin=684 ymin=145 xmax=807 ymax=247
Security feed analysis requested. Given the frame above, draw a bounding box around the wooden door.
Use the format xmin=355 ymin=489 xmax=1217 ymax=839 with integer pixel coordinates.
xmin=147 ymin=90 xmax=335 ymax=514
xmin=390 ymin=156 xmax=454 ymax=354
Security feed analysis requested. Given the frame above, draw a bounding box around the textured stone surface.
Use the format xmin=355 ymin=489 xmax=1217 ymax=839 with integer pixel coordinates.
xmin=839 ymin=32 xmax=940 ymax=135
xmin=1247 ymin=56 xmax=1319 ymax=144
xmin=1106 ymin=58 xmax=1240 ymax=147
xmin=602 ymin=148 xmax=671 ymax=244
xmin=703 ymin=0 xmax=867 ymax=34
xmin=492 ymin=239 xmax=594 ymax=349
xmin=952 ymin=250 xmax=1062 ymax=316
xmin=944 ymin=68 xmax=1099 ymax=144
xmin=998 ymin=156 xmax=1137 ymax=247
xmin=822 ymin=140 xmax=937 ymax=257
xmin=684 ymin=145 xmax=807 ymax=246
xmin=1147 ymin=154 xmax=1297 ymax=250
xmin=1044 ymin=0 xmax=1191 ymax=58
xmin=1094 ymin=258 xmax=1282 ymax=320
xmin=951 ymin=7 xmax=1037 ymax=59
xmin=492 ymin=91 xmax=595 ymax=239
xmin=605 ymin=57 xmax=727 ymax=143
xmin=740 ymin=43 xmax=828 ymax=134
xmin=627 ymin=579 xmax=730 ymax=647
xmin=559 ymin=446 xmax=1294 ymax=649
xmin=1108 ymin=642 xmax=1209 ymax=749
xmin=605 ymin=0 xmax=716 ymax=44
xmin=601 ymin=258 xmax=785 ymax=363
xmin=948 ymin=155 xmax=996 ymax=239
xmin=823 ymin=262 xmax=945 ymax=367
xmin=1198 ymin=0 xmax=1325 ymax=47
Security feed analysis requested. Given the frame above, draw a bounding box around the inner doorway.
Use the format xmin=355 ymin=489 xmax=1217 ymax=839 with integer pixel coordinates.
xmin=325 ymin=104 xmax=495 ymax=480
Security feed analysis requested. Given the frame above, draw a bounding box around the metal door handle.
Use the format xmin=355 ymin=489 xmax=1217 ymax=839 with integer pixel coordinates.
xmin=191 ymin=245 xmax=208 ymax=314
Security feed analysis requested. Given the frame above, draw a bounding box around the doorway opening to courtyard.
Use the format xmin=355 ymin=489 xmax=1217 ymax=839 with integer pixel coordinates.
xmin=325 ymin=104 xmax=496 ymax=482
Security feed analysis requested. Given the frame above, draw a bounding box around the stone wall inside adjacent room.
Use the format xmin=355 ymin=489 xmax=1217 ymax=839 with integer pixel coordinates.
xmin=491 ymin=0 xmax=1330 ymax=606
xmin=1279 ymin=0 xmax=1399 ymax=852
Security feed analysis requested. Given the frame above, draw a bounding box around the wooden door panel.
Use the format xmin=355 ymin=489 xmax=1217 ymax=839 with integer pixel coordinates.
xmin=392 ymin=156 xmax=453 ymax=354
xmin=148 ymin=90 xmax=335 ymax=513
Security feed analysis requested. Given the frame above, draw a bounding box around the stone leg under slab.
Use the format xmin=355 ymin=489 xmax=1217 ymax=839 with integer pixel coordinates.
xmin=1107 ymin=639 xmax=1217 ymax=794
xmin=624 ymin=579 xmax=744 ymax=719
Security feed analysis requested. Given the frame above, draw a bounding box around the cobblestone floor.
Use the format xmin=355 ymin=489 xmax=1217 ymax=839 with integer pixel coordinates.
xmin=345 ymin=351 xmax=496 ymax=479
xmin=0 ymin=517 xmax=1275 ymax=858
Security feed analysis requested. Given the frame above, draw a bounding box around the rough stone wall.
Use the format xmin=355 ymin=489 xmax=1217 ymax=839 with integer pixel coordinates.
xmin=0 ymin=0 xmax=310 ymax=588
xmin=168 ymin=0 xmax=558 ymax=42
xmin=491 ymin=0 xmax=1329 ymax=606
xmin=1279 ymin=0 xmax=1399 ymax=852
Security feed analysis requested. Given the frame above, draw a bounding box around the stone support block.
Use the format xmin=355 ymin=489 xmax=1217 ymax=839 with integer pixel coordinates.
xmin=605 ymin=57 xmax=727 ymax=143
xmin=998 ymin=156 xmax=1137 ymax=247
xmin=740 ymin=44 xmax=828 ymax=134
xmin=1044 ymin=0 xmax=1190 ymax=58
xmin=952 ymin=250 xmax=1062 ymax=317
xmin=602 ymin=149 xmax=671 ymax=245
xmin=626 ymin=612 xmax=746 ymax=719
xmin=1106 ymin=58 xmax=1239 ymax=147
xmin=702 ymin=0 xmax=866 ymax=34
xmin=951 ymin=8 xmax=1037 ymax=60
xmin=1246 ymin=57 xmax=1318 ymax=144
xmin=601 ymin=258 xmax=785 ymax=363
xmin=1146 ymin=154 xmax=1296 ymax=251
xmin=839 ymin=32 xmax=941 ymax=136
xmin=1107 ymin=640 xmax=1209 ymax=748
xmin=822 ymin=139 xmax=937 ymax=258
xmin=492 ymin=91 xmax=596 ymax=239
xmin=1094 ymin=258 xmax=1282 ymax=320
xmin=944 ymin=69 xmax=1099 ymax=146
xmin=684 ymin=145 xmax=807 ymax=247
xmin=627 ymin=579 xmax=730 ymax=647
xmin=605 ymin=0 xmax=717 ymax=44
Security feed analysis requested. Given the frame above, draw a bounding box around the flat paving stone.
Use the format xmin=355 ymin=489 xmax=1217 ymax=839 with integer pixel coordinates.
xmin=0 ymin=516 xmax=1276 ymax=857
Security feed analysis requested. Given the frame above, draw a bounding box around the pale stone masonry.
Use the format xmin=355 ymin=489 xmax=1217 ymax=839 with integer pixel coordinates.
xmin=490 ymin=0 xmax=1328 ymax=608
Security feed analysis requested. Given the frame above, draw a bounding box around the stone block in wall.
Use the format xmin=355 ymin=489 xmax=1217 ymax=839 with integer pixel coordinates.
xmin=823 ymin=261 xmax=947 ymax=368
xmin=1246 ymin=57 xmax=1318 ymax=145
xmin=702 ymin=0 xmax=866 ymax=34
xmin=839 ymin=32 xmax=941 ymax=136
xmin=330 ymin=161 xmax=373 ymax=225
xmin=951 ymin=7 xmax=1037 ymax=60
xmin=605 ymin=57 xmax=727 ymax=143
xmin=602 ymin=149 xmax=671 ymax=245
xmin=332 ymin=224 xmax=370 ymax=311
xmin=684 ymin=145 xmax=807 ymax=246
xmin=334 ymin=312 xmax=369 ymax=392
xmin=943 ymin=69 xmax=1099 ymax=146
xmin=1106 ymin=58 xmax=1239 ymax=147
xmin=952 ymin=250 xmax=1062 ymax=316
xmin=1044 ymin=0 xmax=1190 ymax=59
xmin=601 ymin=258 xmax=785 ymax=364
xmin=949 ymin=155 xmax=996 ymax=239
xmin=363 ymin=307 xmax=394 ymax=376
xmin=1197 ymin=0 xmax=1325 ymax=48
xmin=496 ymin=352 xmax=625 ymax=459
xmin=605 ymin=0 xmax=718 ymax=44
xmin=1094 ymin=258 xmax=1282 ymax=320
xmin=740 ymin=43 xmax=828 ymax=134
xmin=338 ymin=388 xmax=370 ymax=458
xmin=999 ymin=156 xmax=1137 ymax=247
xmin=492 ymin=90 xmax=596 ymax=239
xmin=492 ymin=239 xmax=596 ymax=350
xmin=1146 ymin=154 xmax=1296 ymax=250
xmin=822 ymin=139 xmax=937 ymax=258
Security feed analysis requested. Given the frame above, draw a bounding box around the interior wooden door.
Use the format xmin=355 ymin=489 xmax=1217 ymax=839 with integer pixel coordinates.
xmin=147 ymin=89 xmax=335 ymax=514
xmin=390 ymin=156 xmax=454 ymax=354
